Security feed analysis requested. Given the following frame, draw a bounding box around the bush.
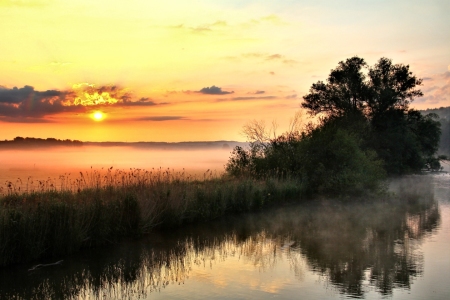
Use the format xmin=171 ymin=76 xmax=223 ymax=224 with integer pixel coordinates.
xmin=226 ymin=113 xmax=386 ymax=197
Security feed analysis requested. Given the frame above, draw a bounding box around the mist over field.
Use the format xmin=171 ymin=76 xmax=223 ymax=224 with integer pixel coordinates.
xmin=0 ymin=144 xmax=241 ymax=188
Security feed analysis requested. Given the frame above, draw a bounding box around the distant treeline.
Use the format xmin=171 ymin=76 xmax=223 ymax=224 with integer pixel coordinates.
xmin=0 ymin=137 xmax=83 ymax=148
xmin=420 ymin=106 xmax=450 ymax=156
xmin=421 ymin=106 xmax=450 ymax=120
xmin=0 ymin=137 xmax=246 ymax=150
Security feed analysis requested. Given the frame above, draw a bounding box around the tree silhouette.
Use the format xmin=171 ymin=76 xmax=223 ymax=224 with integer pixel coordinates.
xmin=302 ymin=56 xmax=423 ymax=119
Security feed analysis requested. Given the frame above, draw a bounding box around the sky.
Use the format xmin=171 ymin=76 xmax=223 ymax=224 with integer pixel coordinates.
xmin=0 ymin=0 xmax=449 ymax=142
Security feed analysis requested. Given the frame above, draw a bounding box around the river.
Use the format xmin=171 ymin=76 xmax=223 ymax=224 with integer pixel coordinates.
xmin=0 ymin=174 xmax=449 ymax=299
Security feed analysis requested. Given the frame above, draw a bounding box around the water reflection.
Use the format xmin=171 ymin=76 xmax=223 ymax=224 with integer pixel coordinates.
xmin=0 ymin=176 xmax=443 ymax=299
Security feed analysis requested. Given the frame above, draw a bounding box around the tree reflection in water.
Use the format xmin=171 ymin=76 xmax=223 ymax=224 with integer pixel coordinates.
xmin=0 ymin=176 xmax=441 ymax=299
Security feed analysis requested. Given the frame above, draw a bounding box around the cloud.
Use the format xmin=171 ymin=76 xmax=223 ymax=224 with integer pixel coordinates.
xmin=198 ymin=86 xmax=234 ymax=95
xmin=259 ymin=14 xmax=287 ymax=25
xmin=241 ymin=14 xmax=287 ymax=28
xmin=217 ymin=95 xmax=277 ymax=102
xmin=253 ymin=90 xmax=265 ymax=94
xmin=285 ymin=94 xmax=297 ymax=99
xmin=232 ymin=96 xmax=277 ymax=101
xmin=0 ymin=116 xmax=55 ymax=123
xmin=266 ymin=54 xmax=297 ymax=65
xmin=0 ymin=84 xmax=166 ymax=122
xmin=191 ymin=26 xmax=211 ymax=33
xmin=266 ymin=54 xmax=283 ymax=60
xmin=418 ymin=71 xmax=450 ymax=106
xmin=120 ymin=97 xmax=158 ymax=107
xmin=231 ymin=96 xmax=277 ymax=101
xmin=242 ymin=53 xmax=265 ymax=58
xmin=223 ymin=52 xmax=297 ymax=66
xmin=0 ymin=85 xmax=63 ymax=104
xmin=239 ymin=53 xmax=297 ymax=65
xmin=0 ymin=85 xmax=81 ymax=120
xmin=169 ymin=20 xmax=227 ymax=34
xmin=136 ymin=116 xmax=186 ymax=121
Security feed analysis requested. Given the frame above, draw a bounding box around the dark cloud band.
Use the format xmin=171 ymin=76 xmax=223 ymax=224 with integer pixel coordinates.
xmin=0 ymin=85 xmax=165 ymax=122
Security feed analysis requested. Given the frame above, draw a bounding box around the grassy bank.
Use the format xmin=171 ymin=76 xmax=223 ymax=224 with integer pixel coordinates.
xmin=0 ymin=168 xmax=304 ymax=267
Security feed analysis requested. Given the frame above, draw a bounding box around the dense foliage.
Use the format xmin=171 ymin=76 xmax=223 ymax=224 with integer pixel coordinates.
xmin=227 ymin=57 xmax=444 ymax=195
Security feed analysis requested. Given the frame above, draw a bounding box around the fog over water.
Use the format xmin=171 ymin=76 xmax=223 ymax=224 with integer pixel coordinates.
xmin=0 ymin=145 xmax=236 ymax=192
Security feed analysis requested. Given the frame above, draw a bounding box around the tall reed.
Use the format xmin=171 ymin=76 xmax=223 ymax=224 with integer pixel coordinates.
xmin=0 ymin=168 xmax=304 ymax=267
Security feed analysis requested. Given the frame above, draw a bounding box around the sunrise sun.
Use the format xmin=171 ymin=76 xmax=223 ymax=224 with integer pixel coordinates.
xmin=91 ymin=111 xmax=104 ymax=121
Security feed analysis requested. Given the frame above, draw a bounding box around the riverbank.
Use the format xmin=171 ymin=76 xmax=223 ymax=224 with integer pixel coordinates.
xmin=0 ymin=168 xmax=304 ymax=267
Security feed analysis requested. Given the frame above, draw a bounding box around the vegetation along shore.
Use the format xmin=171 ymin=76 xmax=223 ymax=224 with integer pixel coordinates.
xmin=1 ymin=56 xmax=448 ymax=267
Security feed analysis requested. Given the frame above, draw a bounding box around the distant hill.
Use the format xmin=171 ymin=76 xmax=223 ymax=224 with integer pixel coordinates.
xmin=421 ymin=106 xmax=450 ymax=120
xmin=420 ymin=106 xmax=450 ymax=156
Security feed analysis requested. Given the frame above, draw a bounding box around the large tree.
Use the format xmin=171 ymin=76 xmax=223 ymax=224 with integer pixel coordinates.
xmin=302 ymin=57 xmax=369 ymax=117
xmin=366 ymin=58 xmax=423 ymax=118
xmin=302 ymin=56 xmax=441 ymax=174
xmin=302 ymin=57 xmax=422 ymax=119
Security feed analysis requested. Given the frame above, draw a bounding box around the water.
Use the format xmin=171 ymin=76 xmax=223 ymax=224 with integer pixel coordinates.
xmin=0 ymin=174 xmax=449 ymax=299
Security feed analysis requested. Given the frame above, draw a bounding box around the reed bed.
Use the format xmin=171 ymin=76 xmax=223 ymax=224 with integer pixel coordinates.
xmin=0 ymin=168 xmax=304 ymax=267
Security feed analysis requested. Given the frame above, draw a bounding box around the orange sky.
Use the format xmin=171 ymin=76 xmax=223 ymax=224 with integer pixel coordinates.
xmin=0 ymin=0 xmax=449 ymax=142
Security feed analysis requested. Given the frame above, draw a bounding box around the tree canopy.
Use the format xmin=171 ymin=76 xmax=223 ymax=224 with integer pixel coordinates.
xmin=302 ymin=56 xmax=441 ymax=174
xmin=302 ymin=57 xmax=423 ymax=119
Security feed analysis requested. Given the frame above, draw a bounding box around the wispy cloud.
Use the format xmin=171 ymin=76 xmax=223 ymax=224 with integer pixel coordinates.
xmin=231 ymin=96 xmax=277 ymax=101
xmin=225 ymin=52 xmax=297 ymax=65
xmin=266 ymin=54 xmax=283 ymax=60
xmin=135 ymin=116 xmax=186 ymax=122
xmin=241 ymin=14 xmax=288 ymax=28
xmin=417 ymin=71 xmax=450 ymax=106
xmin=0 ymin=116 xmax=55 ymax=123
xmin=120 ymin=97 xmax=159 ymax=107
xmin=216 ymin=95 xmax=278 ymax=102
xmin=169 ymin=20 xmax=227 ymax=34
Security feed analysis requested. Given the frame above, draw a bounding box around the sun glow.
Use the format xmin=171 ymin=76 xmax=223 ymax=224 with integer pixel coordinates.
xmin=92 ymin=111 xmax=104 ymax=121
xmin=75 ymin=92 xmax=119 ymax=106
xmin=72 ymin=83 xmax=121 ymax=106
